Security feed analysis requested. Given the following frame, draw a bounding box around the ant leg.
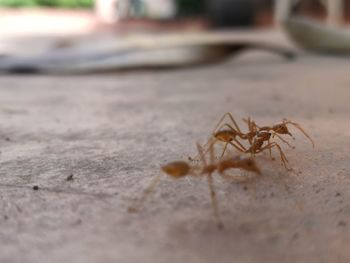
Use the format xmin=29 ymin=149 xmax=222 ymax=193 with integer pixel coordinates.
xmin=207 ymin=172 xmax=224 ymax=229
xmin=212 ymin=113 xmax=231 ymax=134
xmin=283 ymin=119 xmax=315 ymax=148
xmin=224 ymin=112 xmax=243 ymax=133
xmin=242 ymin=117 xmax=248 ymax=128
xmin=200 ymin=135 xmax=217 ymax=153
xmin=247 ymin=139 xmax=258 ymax=158
xmin=219 ymin=140 xmax=246 ymax=159
xmin=222 ymin=123 xmax=247 ymax=148
xmin=209 ymin=139 xmax=215 ymax=163
xmin=259 ymin=142 xmax=291 ymax=171
xmin=229 ymin=141 xmax=246 ymax=153
xmin=257 ymin=142 xmax=291 ymax=170
xmin=244 ymin=145 xmax=255 ymax=159
xmin=242 ymin=118 xmax=258 ymax=145
xmin=128 ymin=174 xmax=162 ymax=213
xmin=200 ymin=142 xmax=224 ymax=228
xmin=271 ymin=142 xmax=289 ymax=165
xmin=196 ymin=142 xmax=208 ymax=166
xmin=269 ymin=143 xmax=288 ymax=162
xmin=267 ymin=139 xmax=274 ymax=160
xmin=212 ymin=112 xmax=242 ymax=134
xmin=272 ymin=132 xmax=295 ymax=149
xmin=242 ymin=118 xmax=251 ymax=128
xmin=201 ymin=138 xmax=218 ymax=161
xmin=220 ymin=142 xmax=229 ymax=158
xmin=190 ymin=138 xmax=217 ymax=162
xmin=202 ymin=138 xmax=245 ymax=161
xmin=247 ymin=118 xmax=257 ymax=145
xmin=243 ymin=117 xmax=261 ymax=129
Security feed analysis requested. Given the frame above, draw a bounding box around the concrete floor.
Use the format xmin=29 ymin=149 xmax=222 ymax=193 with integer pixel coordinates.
xmin=0 ymin=50 xmax=349 ymax=263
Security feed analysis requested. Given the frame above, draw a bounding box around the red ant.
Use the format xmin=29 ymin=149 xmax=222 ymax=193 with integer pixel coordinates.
xmin=128 ymin=142 xmax=261 ymax=229
xmin=192 ymin=113 xmax=314 ymax=170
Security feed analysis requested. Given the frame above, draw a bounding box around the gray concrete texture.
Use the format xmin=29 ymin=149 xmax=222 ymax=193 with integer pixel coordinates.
xmin=0 ymin=51 xmax=349 ymax=263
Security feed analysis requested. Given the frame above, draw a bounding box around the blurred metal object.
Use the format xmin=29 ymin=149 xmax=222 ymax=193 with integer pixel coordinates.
xmin=283 ymin=16 xmax=350 ymax=54
xmin=275 ymin=0 xmax=344 ymax=26
xmin=0 ymin=34 xmax=295 ymax=74
xmin=276 ymin=0 xmax=350 ymax=54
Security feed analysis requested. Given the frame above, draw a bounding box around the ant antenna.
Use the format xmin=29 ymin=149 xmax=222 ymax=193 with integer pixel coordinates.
xmin=283 ymin=118 xmax=315 ymax=148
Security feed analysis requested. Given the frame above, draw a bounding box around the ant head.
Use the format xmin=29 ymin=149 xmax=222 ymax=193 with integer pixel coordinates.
xmin=161 ymin=161 xmax=190 ymax=178
xmin=214 ymin=130 xmax=236 ymax=142
xmin=239 ymin=158 xmax=261 ymax=175
xmin=273 ymin=123 xmax=291 ymax=136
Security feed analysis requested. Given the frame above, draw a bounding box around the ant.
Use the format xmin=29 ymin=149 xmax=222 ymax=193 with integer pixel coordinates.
xmin=237 ymin=117 xmax=314 ymax=170
xmin=243 ymin=117 xmax=295 ymax=149
xmin=190 ymin=113 xmax=290 ymax=162
xmin=243 ymin=117 xmax=315 ymax=148
xmin=244 ymin=117 xmax=315 ymax=167
xmin=128 ymin=142 xmax=261 ymax=229
xmin=191 ymin=113 xmax=314 ymax=170
xmin=241 ymin=117 xmax=293 ymax=170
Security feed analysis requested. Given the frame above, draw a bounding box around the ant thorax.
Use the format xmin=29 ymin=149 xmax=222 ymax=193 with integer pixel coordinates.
xmin=256 ymin=131 xmax=271 ymax=140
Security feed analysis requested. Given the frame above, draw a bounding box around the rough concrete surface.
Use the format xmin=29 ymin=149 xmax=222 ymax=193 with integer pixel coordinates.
xmin=0 ymin=51 xmax=349 ymax=263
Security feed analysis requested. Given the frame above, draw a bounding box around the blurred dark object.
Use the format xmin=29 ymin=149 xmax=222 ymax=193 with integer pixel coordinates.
xmin=207 ymin=0 xmax=256 ymax=27
xmin=93 ymin=0 xmax=274 ymax=28
xmin=176 ymin=0 xmax=205 ymax=17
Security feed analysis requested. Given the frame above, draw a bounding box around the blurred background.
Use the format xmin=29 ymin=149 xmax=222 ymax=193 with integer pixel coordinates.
xmin=2 ymin=0 xmax=350 ymax=72
xmin=0 ymin=0 xmax=349 ymax=36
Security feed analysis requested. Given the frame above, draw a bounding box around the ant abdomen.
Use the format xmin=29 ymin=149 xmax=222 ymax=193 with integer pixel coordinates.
xmin=161 ymin=161 xmax=191 ymax=177
xmin=214 ymin=130 xmax=236 ymax=142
